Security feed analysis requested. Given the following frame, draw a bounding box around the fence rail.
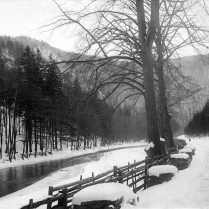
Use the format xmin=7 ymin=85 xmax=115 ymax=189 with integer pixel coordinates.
xmin=21 ymin=148 xmax=176 ymax=209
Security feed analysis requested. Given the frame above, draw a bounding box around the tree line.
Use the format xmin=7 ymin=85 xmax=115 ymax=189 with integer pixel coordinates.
xmin=47 ymin=0 xmax=209 ymax=156
xmin=0 ymin=37 xmax=148 ymax=162
xmin=185 ymin=100 xmax=209 ymax=137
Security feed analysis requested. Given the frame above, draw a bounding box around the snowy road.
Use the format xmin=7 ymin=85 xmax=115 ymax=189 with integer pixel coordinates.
xmin=137 ymin=136 xmax=209 ymax=209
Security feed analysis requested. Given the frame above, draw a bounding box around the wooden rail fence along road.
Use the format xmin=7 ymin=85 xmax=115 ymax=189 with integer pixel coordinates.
xmin=21 ymin=148 xmax=176 ymax=209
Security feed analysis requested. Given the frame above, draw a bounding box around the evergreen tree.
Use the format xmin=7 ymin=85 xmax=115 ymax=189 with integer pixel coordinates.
xmin=17 ymin=46 xmax=44 ymax=157
xmin=185 ymin=100 xmax=209 ymax=136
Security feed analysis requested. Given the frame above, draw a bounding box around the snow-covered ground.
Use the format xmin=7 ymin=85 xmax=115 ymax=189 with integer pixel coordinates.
xmin=1 ymin=135 xmax=209 ymax=209
xmin=0 ymin=142 xmax=146 ymax=208
xmin=0 ymin=138 xmax=146 ymax=169
xmin=137 ymin=136 xmax=209 ymax=209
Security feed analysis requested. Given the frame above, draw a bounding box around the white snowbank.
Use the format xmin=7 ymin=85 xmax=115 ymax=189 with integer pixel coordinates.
xmin=145 ymin=142 xmax=154 ymax=150
xmin=179 ymin=148 xmax=192 ymax=153
xmin=187 ymin=141 xmax=194 ymax=144
xmin=148 ymin=165 xmax=178 ymax=177
xmin=177 ymin=135 xmax=187 ymax=140
xmin=170 ymin=153 xmax=189 ymax=159
xmin=72 ymin=183 xmax=139 ymax=207
xmin=184 ymin=144 xmax=196 ymax=151
xmin=137 ymin=136 xmax=209 ymax=209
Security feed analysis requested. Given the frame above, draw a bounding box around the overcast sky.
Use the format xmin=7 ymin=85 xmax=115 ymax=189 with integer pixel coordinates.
xmin=0 ymin=0 xmax=79 ymax=51
xmin=1 ymin=0 xmax=209 ymax=55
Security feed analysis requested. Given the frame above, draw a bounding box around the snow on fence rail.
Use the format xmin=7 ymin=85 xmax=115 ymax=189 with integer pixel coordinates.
xmin=21 ymin=149 xmax=175 ymax=209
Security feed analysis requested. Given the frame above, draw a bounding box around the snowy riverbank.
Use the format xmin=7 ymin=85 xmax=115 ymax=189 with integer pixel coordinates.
xmin=1 ymin=136 xmax=209 ymax=209
xmin=0 ymin=141 xmax=147 ymax=208
xmin=0 ymin=140 xmax=146 ymax=170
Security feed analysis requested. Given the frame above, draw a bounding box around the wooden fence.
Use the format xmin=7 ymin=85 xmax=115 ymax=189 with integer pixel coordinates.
xmin=21 ymin=149 xmax=176 ymax=209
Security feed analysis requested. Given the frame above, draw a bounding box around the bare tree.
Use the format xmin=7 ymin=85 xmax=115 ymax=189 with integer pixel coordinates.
xmin=45 ymin=0 xmax=209 ymax=155
xmin=154 ymin=0 xmax=209 ymax=147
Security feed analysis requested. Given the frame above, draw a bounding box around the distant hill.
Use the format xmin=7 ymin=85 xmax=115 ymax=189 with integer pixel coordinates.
xmin=14 ymin=36 xmax=73 ymax=61
xmin=180 ymin=54 xmax=209 ymax=90
xmin=170 ymin=54 xmax=209 ymax=132
xmin=1 ymin=35 xmax=209 ymax=131
xmin=179 ymin=55 xmax=209 ymax=110
xmin=0 ymin=35 xmax=77 ymax=73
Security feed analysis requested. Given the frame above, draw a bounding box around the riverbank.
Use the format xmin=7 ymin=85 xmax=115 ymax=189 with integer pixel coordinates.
xmin=2 ymin=135 xmax=208 ymax=209
xmin=0 ymin=140 xmax=147 ymax=169
xmin=0 ymin=146 xmax=146 ymax=209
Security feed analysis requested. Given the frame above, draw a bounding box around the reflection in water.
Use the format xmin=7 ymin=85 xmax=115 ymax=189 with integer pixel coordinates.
xmin=0 ymin=152 xmax=103 ymax=198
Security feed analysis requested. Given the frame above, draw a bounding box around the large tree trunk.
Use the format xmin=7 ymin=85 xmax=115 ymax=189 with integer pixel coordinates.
xmin=27 ymin=114 xmax=33 ymax=154
xmin=156 ymin=9 xmax=174 ymax=149
xmin=157 ymin=62 xmax=174 ymax=148
xmin=136 ymin=0 xmax=162 ymax=156
xmin=34 ymin=118 xmax=37 ymax=157
xmin=39 ymin=119 xmax=44 ymax=155
xmin=54 ymin=120 xmax=58 ymax=150
xmin=142 ymin=50 xmax=162 ymax=155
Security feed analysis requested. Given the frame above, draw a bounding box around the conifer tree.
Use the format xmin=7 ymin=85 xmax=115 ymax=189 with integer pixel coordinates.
xmin=17 ymin=46 xmax=43 ymax=157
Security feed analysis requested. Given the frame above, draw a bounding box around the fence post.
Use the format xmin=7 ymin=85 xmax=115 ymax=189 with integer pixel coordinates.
xmin=113 ymin=166 xmax=117 ymax=176
xmin=79 ymin=175 xmax=83 ymax=190
xmin=48 ymin=186 xmax=53 ymax=196
xmin=168 ymin=151 xmax=171 ymax=162
xmin=92 ymin=172 xmax=94 ymax=183
xmin=134 ymin=159 xmax=137 ymax=189
xmin=29 ymin=199 xmax=33 ymax=209
xmin=58 ymin=188 xmax=68 ymax=209
xmin=165 ymin=153 xmax=168 ymax=164
xmin=47 ymin=197 xmax=52 ymax=209
xmin=127 ymin=162 xmax=130 ymax=185
xmin=144 ymin=156 xmax=148 ymax=190
xmin=113 ymin=166 xmax=118 ymax=183
xmin=118 ymin=169 xmax=123 ymax=183
xmin=63 ymin=188 xmax=68 ymax=209
xmin=131 ymin=170 xmax=134 ymax=190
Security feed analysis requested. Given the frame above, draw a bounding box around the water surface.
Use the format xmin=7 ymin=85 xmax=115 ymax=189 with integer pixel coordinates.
xmin=0 ymin=152 xmax=103 ymax=198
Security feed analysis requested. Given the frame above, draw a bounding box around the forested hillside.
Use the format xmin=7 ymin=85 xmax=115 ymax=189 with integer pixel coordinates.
xmin=0 ymin=36 xmax=147 ymax=162
xmin=1 ymin=35 xmax=208 ymax=162
xmin=185 ymin=99 xmax=209 ymax=136
xmin=173 ymin=55 xmax=209 ymax=128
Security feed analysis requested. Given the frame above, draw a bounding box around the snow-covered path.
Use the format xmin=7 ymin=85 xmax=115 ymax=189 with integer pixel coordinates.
xmin=137 ymin=137 xmax=209 ymax=209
